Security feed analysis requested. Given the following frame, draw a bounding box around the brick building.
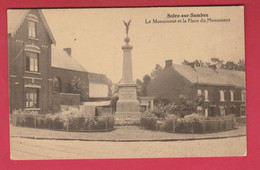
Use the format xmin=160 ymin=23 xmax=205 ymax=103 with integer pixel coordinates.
xmin=147 ymin=60 xmax=246 ymax=117
xmin=8 ymin=9 xmax=108 ymax=113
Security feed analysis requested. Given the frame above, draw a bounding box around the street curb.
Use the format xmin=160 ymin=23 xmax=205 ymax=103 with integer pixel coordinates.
xmin=11 ymin=133 xmax=246 ymax=142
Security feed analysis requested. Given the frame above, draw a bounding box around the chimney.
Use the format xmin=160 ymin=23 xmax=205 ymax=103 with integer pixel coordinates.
xmin=165 ymin=60 xmax=173 ymax=68
xmin=63 ymin=48 xmax=71 ymax=56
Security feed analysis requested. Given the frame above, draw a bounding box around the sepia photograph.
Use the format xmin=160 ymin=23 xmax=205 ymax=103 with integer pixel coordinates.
xmin=8 ymin=6 xmax=246 ymax=160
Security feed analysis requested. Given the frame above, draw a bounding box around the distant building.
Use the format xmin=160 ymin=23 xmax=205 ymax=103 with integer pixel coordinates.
xmin=147 ymin=60 xmax=246 ymax=117
xmin=8 ymin=9 xmax=109 ymax=113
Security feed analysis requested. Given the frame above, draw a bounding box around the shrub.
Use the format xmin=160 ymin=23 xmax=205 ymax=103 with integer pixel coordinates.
xmin=35 ymin=115 xmax=49 ymax=129
xmin=140 ymin=117 xmax=157 ymax=130
xmin=159 ymin=118 xmax=174 ymax=132
xmin=12 ymin=109 xmax=38 ymax=127
xmin=11 ymin=108 xmax=114 ymax=131
xmin=175 ymin=114 xmax=205 ymax=133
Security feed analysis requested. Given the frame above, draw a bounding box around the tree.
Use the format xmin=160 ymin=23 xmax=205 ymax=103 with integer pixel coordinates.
xmin=71 ymin=77 xmax=88 ymax=100
xmin=136 ymin=78 xmax=144 ymax=96
xmin=136 ymin=74 xmax=151 ymax=96
xmin=182 ymin=57 xmax=245 ymax=71
xmin=237 ymin=59 xmax=245 ymax=71
xmin=150 ymin=64 xmax=163 ymax=79
xmin=210 ymin=57 xmax=224 ymax=69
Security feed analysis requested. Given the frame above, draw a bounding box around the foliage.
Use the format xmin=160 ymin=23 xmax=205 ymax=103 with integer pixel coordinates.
xmin=106 ymin=78 xmax=119 ymax=97
xmin=151 ymin=104 xmax=168 ymax=118
xmin=182 ymin=57 xmax=245 ymax=71
xmin=140 ymin=111 xmax=235 ymax=133
xmin=136 ymin=74 xmax=151 ymax=96
xmin=175 ymin=113 xmax=205 ymax=133
xmin=11 ymin=108 xmax=114 ymax=131
xmin=140 ymin=117 xmax=157 ymax=130
xmin=150 ymin=64 xmax=163 ymax=79
xmin=71 ymin=76 xmax=88 ymax=100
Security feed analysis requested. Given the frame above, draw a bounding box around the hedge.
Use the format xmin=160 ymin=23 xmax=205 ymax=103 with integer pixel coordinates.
xmin=141 ymin=113 xmax=235 ymax=133
xmin=11 ymin=109 xmax=114 ymax=132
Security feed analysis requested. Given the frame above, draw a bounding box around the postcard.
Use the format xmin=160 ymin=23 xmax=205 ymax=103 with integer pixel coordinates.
xmin=8 ymin=6 xmax=246 ymax=159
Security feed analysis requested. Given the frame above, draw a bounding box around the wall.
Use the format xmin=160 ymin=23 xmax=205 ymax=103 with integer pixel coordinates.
xmin=51 ymin=93 xmax=80 ymax=113
xmin=9 ymin=9 xmax=53 ymax=113
xmin=51 ymin=67 xmax=89 ymax=96
xmin=147 ymin=66 xmax=193 ymax=103
xmin=89 ymin=83 xmax=108 ymax=98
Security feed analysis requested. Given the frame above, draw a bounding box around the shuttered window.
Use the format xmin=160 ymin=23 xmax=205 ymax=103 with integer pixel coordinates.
xmin=28 ymin=21 xmax=36 ymax=38
xmin=25 ymin=88 xmax=39 ymax=108
xmin=25 ymin=52 xmax=39 ymax=72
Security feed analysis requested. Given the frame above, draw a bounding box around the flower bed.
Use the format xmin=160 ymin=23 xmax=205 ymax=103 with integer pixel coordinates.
xmin=141 ymin=113 xmax=235 ymax=133
xmin=11 ymin=109 xmax=114 ymax=132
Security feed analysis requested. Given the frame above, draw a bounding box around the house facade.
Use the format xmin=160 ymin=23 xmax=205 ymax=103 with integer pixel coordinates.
xmin=147 ymin=60 xmax=246 ymax=117
xmin=8 ymin=9 xmax=109 ymax=114
xmin=8 ymin=9 xmax=55 ymax=113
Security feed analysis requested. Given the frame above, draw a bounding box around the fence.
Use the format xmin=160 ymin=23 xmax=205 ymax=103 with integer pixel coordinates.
xmin=114 ymin=112 xmax=141 ymax=126
xmin=140 ymin=116 xmax=235 ymax=133
xmin=12 ymin=114 xmax=115 ymax=132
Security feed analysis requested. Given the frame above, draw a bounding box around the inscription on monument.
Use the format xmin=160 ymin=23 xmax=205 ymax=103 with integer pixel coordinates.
xmin=119 ymin=88 xmax=137 ymax=99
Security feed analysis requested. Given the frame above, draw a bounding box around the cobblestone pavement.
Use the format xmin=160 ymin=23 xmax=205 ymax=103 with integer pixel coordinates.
xmin=10 ymin=125 xmax=246 ymax=141
xmin=10 ymin=136 xmax=247 ymax=160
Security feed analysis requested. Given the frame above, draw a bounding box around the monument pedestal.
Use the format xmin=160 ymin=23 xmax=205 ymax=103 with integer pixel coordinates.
xmin=115 ymin=84 xmax=140 ymax=125
xmin=116 ymin=84 xmax=140 ymax=113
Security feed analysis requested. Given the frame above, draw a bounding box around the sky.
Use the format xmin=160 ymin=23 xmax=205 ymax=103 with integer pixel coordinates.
xmin=42 ymin=6 xmax=245 ymax=83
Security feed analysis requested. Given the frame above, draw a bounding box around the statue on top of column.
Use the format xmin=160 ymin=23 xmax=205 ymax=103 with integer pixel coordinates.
xmin=123 ymin=20 xmax=131 ymax=36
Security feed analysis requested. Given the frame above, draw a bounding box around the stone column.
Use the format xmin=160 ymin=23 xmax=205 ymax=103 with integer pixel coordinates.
xmin=116 ymin=36 xmax=140 ymax=116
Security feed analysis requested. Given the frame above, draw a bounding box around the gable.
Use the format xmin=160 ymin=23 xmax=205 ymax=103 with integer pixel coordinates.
xmin=8 ymin=9 xmax=56 ymax=45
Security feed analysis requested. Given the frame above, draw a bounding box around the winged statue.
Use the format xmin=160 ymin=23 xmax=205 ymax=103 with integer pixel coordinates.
xmin=123 ymin=20 xmax=131 ymax=36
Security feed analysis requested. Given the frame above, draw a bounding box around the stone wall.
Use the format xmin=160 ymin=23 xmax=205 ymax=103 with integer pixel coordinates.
xmin=51 ymin=93 xmax=80 ymax=113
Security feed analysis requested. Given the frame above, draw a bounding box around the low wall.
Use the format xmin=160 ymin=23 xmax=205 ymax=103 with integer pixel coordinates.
xmin=52 ymin=93 xmax=80 ymax=113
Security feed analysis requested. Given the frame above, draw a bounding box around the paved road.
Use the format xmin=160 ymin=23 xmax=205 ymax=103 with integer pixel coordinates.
xmin=10 ymin=136 xmax=247 ymax=160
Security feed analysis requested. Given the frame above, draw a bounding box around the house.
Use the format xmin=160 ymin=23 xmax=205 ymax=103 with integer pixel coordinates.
xmin=147 ymin=60 xmax=246 ymax=117
xmin=8 ymin=9 xmax=109 ymax=114
xmin=51 ymin=47 xmax=109 ymax=112
xmin=8 ymin=9 xmax=55 ymax=113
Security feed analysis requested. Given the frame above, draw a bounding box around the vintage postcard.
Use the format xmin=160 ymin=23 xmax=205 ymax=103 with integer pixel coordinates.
xmin=8 ymin=6 xmax=246 ymax=160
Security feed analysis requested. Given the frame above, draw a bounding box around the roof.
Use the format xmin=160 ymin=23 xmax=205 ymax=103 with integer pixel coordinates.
xmin=8 ymin=9 xmax=56 ymax=45
xmin=51 ymin=48 xmax=108 ymax=83
xmin=88 ymin=72 xmax=108 ymax=84
xmin=51 ymin=48 xmax=87 ymax=72
xmin=172 ymin=64 xmax=245 ymax=87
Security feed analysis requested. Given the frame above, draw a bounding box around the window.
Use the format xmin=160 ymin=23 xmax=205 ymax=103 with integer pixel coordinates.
xmin=53 ymin=77 xmax=62 ymax=92
xmin=204 ymin=90 xmax=208 ymax=101
xmin=241 ymin=90 xmax=246 ymax=101
xmin=230 ymin=90 xmax=234 ymax=102
xmin=219 ymin=90 xmax=225 ymax=101
xmin=26 ymin=52 xmax=39 ymax=72
xmin=28 ymin=21 xmax=36 ymax=38
xmin=25 ymin=88 xmax=39 ymax=108
xmin=197 ymin=89 xmax=202 ymax=96
xmin=240 ymin=105 xmax=246 ymax=117
xmin=204 ymin=107 xmax=208 ymax=117
xmin=219 ymin=105 xmax=225 ymax=116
